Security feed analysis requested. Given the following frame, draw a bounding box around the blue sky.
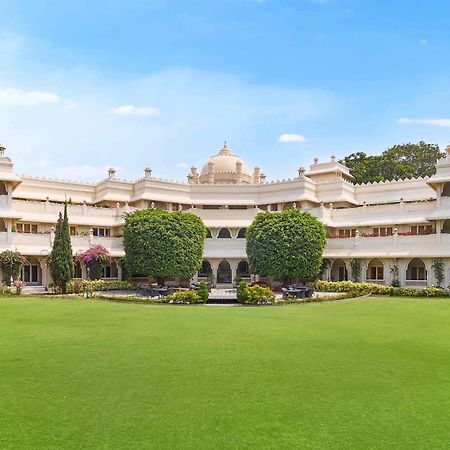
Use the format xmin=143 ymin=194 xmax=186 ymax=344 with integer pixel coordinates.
xmin=1 ymin=0 xmax=450 ymax=182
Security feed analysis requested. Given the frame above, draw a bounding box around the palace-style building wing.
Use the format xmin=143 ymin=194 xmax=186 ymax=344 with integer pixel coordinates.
xmin=1 ymin=141 xmax=450 ymax=288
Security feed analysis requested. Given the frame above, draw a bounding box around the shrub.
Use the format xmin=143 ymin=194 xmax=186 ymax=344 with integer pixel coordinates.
xmin=237 ymin=283 xmax=276 ymax=305
xmin=76 ymin=246 xmax=111 ymax=280
xmin=315 ymin=280 xmax=447 ymax=298
xmin=237 ymin=281 xmax=251 ymax=304
xmin=197 ymin=281 xmax=209 ymax=303
xmin=0 ymin=282 xmax=12 ymax=296
xmin=48 ymin=279 xmax=134 ymax=294
xmin=0 ymin=250 xmax=27 ymax=284
xmin=163 ymin=290 xmax=205 ymax=304
xmin=13 ymin=280 xmax=25 ymax=295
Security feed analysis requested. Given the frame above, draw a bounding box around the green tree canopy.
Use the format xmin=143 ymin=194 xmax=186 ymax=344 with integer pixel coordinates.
xmin=123 ymin=208 xmax=207 ymax=284
xmin=246 ymin=208 xmax=326 ymax=283
xmin=340 ymin=141 xmax=444 ymax=184
xmin=49 ymin=202 xmax=74 ymax=293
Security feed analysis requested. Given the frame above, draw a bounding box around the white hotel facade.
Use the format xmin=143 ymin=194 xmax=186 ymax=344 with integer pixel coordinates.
xmin=1 ymin=141 xmax=450 ymax=288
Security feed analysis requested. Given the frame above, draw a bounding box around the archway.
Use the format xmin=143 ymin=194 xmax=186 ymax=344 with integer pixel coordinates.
xmin=237 ymin=260 xmax=250 ymax=278
xmin=102 ymin=260 xmax=119 ymax=279
xmin=20 ymin=256 xmax=42 ymax=285
xmin=206 ymin=228 xmax=212 ymax=238
xmin=0 ymin=181 xmax=7 ymax=196
xmin=218 ymin=228 xmax=232 ymax=238
xmin=198 ymin=260 xmax=212 ymax=278
xmin=217 ymin=260 xmax=232 ymax=284
xmin=443 ymin=182 xmax=450 ymax=197
xmin=237 ymin=228 xmax=247 ymax=239
xmin=366 ymin=258 xmax=384 ymax=282
xmin=74 ymin=260 xmax=82 ymax=279
xmin=442 ymin=220 xmax=450 ymax=234
xmin=406 ymin=258 xmax=427 ymax=282
xmin=331 ymin=259 xmax=348 ymax=281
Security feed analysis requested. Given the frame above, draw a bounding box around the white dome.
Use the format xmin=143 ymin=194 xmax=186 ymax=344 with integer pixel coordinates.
xmin=199 ymin=143 xmax=252 ymax=184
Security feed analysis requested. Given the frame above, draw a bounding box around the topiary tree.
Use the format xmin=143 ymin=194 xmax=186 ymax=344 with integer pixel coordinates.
xmin=350 ymin=258 xmax=362 ymax=282
xmin=76 ymin=245 xmax=111 ymax=280
xmin=197 ymin=281 xmax=209 ymax=303
xmin=246 ymin=209 xmax=326 ymax=285
xmin=0 ymin=250 xmax=27 ymax=284
xmin=123 ymin=208 xmax=207 ymax=285
xmin=49 ymin=202 xmax=74 ymax=294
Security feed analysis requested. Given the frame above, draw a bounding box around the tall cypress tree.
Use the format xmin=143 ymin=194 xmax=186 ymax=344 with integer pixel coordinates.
xmin=50 ymin=202 xmax=74 ymax=293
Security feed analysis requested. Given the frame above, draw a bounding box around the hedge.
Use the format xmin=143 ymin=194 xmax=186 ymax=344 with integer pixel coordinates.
xmin=315 ymin=280 xmax=447 ymax=298
xmin=49 ymin=279 xmax=134 ymax=294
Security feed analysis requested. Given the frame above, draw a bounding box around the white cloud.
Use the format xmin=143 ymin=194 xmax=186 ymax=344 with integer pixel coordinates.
xmin=0 ymin=88 xmax=59 ymax=106
xmin=109 ymin=104 xmax=160 ymax=117
xmin=278 ymin=133 xmax=307 ymax=143
xmin=398 ymin=117 xmax=450 ymax=128
xmin=176 ymin=162 xmax=188 ymax=168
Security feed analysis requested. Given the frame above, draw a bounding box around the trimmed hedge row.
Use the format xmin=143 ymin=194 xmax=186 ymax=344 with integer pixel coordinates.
xmin=49 ymin=280 xmax=134 ymax=294
xmin=315 ymin=280 xmax=446 ymax=298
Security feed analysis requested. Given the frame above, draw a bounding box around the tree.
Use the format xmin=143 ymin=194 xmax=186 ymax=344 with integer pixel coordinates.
xmin=123 ymin=208 xmax=207 ymax=285
xmin=246 ymin=209 xmax=326 ymax=284
xmin=340 ymin=142 xmax=445 ymax=184
xmin=49 ymin=202 xmax=74 ymax=294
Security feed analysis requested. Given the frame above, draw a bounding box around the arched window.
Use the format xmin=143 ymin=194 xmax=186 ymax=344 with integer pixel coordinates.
xmin=237 ymin=260 xmax=250 ymax=277
xmin=237 ymin=228 xmax=247 ymax=239
xmin=0 ymin=182 xmax=7 ymax=196
xmin=366 ymin=258 xmax=384 ymax=281
xmin=331 ymin=259 xmax=348 ymax=281
xmin=218 ymin=228 xmax=232 ymax=238
xmin=217 ymin=260 xmax=232 ymax=284
xmin=443 ymin=182 xmax=450 ymax=197
xmin=206 ymin=228 xmax=212 ymax=238
xmin=406 ymin=259 xmax=427 ymax=281
xmin=198 ymin=260 xmax=212 ymax=277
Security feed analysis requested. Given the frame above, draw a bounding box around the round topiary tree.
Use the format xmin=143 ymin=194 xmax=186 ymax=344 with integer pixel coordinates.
xmin=123 ymin=208 xmax=207 ymax=285
xmin=246 ymin=208 xmax=326 ymax=285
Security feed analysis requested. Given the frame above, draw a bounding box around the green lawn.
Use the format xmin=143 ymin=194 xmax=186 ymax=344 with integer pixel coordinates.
xmin=1 ymin=297 xmax=449 ymax=449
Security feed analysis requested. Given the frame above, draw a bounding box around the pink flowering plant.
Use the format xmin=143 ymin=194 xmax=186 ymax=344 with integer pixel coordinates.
xmin=0 ymin=250 xmax=28 ymax=283
xmin=13 ymin=279 xmax=25 ymax=295
xmin=76 ymin=245 xmax=111 ymax=280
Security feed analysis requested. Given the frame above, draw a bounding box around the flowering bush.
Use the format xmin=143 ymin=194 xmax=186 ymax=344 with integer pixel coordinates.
xmin=0 ymin=250 xmax=27 ymax=283
xmin=13 ymin=279 xmax=25 ymax=295
xmin=237 ymin=282 xmax=276 ymax=305
xmin=76 ymin=245 xmax=111 ymax=280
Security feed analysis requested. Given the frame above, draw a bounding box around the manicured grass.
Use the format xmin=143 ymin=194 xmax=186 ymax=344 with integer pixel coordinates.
xmin=1 ymin=297 xmax=449 ymax=449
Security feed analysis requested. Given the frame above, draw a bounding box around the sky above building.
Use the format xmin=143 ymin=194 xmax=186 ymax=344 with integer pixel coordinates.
xmin=1 ymin=0 xmax=450 ymax=182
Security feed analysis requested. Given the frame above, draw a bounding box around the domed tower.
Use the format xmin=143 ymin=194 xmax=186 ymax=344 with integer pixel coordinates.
xmin=198 ymin=142 xmax=254 ymax=184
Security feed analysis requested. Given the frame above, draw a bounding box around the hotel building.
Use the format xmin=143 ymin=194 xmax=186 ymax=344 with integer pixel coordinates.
xmin=1 ymin=142 xmax=450 ymax=289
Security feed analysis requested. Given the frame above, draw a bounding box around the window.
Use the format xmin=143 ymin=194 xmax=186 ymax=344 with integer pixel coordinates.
xmin=70 ymin=226 xmax=76 ymax=236
xmin=21 ymin=265 xmax=38 ymax=283
xmin=410 ymin=225 xmax=432 ymax=235
xmin=102 ymin=264 xmax=118 ymax=279
xmin=338 ymin=229 xmax=356 ymax=238
xmin=93 ymin=227 xmax=111 ymax=237
xmin=369 ymin=266 xmax=384 ymax=280
xmin=16 ymin=223 xmax=38 ymax=234
xmin=237 ymin=228 xmax=247 ymax=239
xmin=372 ymin=227 xmax=393 ymax=237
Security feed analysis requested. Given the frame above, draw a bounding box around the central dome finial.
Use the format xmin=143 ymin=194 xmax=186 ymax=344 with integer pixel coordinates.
xmin=219 ymin=140 xmax=232 ymax=156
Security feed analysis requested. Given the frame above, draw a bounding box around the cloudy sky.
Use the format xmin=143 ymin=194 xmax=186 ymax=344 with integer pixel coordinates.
xmin=1 ymin=0 xmax=450 ymax=182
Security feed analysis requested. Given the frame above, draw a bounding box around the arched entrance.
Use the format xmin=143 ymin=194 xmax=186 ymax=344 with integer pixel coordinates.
xmin=366 ymin=258 xmax=384 ymax=283
xmin=217 ymin=260 xmax=232 ymax=284
xmin=20 ymin=256 xmax=42 ymax=285
xmin=331 ymin=259 xmax=348 ymax=281
xmin=406 ymin=258 xmax=427 ymax=285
